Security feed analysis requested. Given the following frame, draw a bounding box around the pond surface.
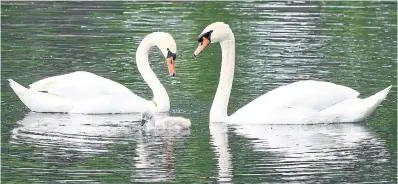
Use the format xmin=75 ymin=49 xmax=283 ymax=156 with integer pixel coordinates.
xmin=1 ymin=1 xmax=397 ymax=183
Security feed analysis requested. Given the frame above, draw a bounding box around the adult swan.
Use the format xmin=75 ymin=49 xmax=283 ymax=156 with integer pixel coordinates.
xmin=8 ymin=32 xmax=177 ymax=114
xmin=194 ymin=22 xmax=392 ymax=124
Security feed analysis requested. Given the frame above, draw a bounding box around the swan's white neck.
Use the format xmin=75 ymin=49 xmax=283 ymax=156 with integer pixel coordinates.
xmin=210 ymin=34 xmax=235 ymax=122
xmin=136 ymin=39 xmax=170 ymax=111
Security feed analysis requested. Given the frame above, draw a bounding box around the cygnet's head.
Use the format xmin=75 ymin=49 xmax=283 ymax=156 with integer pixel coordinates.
xmin=140 ymin=110 xmax=154 ymax=126
xmin=145 ymin=32 xmax=177 ymax=76
xmin=194 ymin=22 xmax=233 ymax=56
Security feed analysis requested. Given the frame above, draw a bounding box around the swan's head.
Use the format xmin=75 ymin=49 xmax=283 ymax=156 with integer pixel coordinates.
xmin=149 ymin=32 xmax=177 ymax=76
xmin=194 ymin=22 xmax=233 ymax=56
xmin=140 ymin=110 xmax=154 ymax=126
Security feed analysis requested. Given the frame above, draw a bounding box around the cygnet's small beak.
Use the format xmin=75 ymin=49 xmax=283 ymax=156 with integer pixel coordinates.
xmin=140 ymin=119 xmax=146 ymax=126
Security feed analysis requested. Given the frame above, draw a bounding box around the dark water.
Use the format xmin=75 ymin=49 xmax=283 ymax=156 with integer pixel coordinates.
xmin=1 ymin=1 xmax=396 ymax=183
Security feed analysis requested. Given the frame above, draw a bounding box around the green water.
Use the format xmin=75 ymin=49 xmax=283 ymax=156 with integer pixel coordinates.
xmin=1 ymin=1 xmax=396 ymax=183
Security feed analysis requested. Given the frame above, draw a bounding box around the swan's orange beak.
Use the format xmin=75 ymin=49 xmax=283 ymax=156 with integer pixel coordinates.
xmin=194 ymin=37 xmax=210 ymax=56
xmin=167 ymin=57 xmax=176 ymax=77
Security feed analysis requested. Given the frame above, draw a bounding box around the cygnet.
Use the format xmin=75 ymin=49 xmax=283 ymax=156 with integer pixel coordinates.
xmin=140 ymin=110 xmax=191 ymax=130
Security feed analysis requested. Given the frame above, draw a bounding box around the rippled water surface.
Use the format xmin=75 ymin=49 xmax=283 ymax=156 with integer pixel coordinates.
xmin=2 ymin=1 xmax=397 ymax=183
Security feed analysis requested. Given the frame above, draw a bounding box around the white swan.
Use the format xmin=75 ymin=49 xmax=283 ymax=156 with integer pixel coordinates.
xmin=8 ymin=32 xmax=177 ymax=114
xmin=194 ymin=22 xmax=392 ymax=124
xmin=140 ymin=110 xmax=191 ymax=130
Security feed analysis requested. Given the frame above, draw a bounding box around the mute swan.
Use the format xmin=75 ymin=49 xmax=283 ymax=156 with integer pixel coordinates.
xmin=194 ymin=22 xmax=392 ymax=124
xmin=140 ymin=110 xmax=191 ymax=130
xmin=8 ymin=32 xmax=177 ymax=114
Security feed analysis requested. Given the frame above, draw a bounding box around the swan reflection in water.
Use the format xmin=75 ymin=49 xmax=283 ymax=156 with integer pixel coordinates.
xmin=10 ymin=112 xmax=150 ymax=154
xmin=210 ymin=122 xmax=233 ymax=183
xmin=10 ymin=112 xmax=190 ymax=183
xmin=133 ymin=128 xmax=190 ymax=182
xmin=209 ymin=122 xmax=392 ymax=182
xmin=10 ymin=113 xmax=392 ymax=182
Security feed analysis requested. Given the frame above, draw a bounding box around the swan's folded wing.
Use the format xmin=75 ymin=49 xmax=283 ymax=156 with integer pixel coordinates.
xmin=29 ymin=71 xmax=139 ymax=101
xmin=232 ymin=80 xmax=360 ymax=118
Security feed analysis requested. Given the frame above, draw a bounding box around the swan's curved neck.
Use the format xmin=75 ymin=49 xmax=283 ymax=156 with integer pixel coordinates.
xmin=210 ymin=34 xmax=235 ymax=122
xmin=136 ymin=40 xmax=170 ymax=111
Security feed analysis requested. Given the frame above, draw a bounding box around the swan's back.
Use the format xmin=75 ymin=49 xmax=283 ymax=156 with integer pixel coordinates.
xmin=230 ymin=80 xmax=361 ymax=124
xmin=233 ymin=80 xmax=359 ymax=114
xmin=29 ymin=71 xmax=139 ymax=101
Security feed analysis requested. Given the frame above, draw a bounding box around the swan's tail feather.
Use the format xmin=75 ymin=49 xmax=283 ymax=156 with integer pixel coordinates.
xmin=321 ymin=85 xmax=392 ymax=123
xmin=364 ymin=85 xmax=392 ymax=107
xmin=8 ymin=79 xmax=71 ymax=112
xmin=358 ymin=85 xmax=392 ymax=120
xmin=8 ymin=79 xmax=36 ymax=111
xmin=8 ymin=79 xmax=29 ymax=97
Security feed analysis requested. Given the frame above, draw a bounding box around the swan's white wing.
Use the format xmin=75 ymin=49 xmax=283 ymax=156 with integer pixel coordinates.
xmin=231 ymin=80 xmax=359 ymax=122
xmin=29 ymin=71 xmax=141 ymax=101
